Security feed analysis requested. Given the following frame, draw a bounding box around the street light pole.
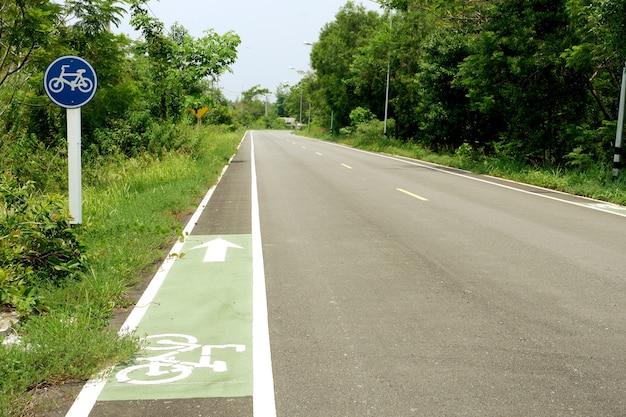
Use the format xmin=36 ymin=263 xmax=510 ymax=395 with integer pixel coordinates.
xmin=289 ymin=42 xmax=314 ymax=131
xmin=299 ymin=87 xmax=303 ymax=127
xmin=383 ymin=12 xmax=392 ymax=135
xmin=369 ymin=0 xmax=392 ymax=135
xmin=383 ymin=57 xmax=390 ymax=135
xmin=289 ymin=66 xmax=306 ymax=129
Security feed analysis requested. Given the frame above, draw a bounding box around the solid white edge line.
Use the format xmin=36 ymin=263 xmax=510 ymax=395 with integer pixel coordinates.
xmin=307 ymin=137 xmax=626 ymax=219
xmin=65 ymin=135 xmax=246 ymax=417
xmin=251 ymin=132 xmax=277 ymax=417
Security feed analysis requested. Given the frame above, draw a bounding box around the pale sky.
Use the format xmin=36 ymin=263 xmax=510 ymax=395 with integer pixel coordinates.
xmin=114 ymin=1 xmax=382 ymax=101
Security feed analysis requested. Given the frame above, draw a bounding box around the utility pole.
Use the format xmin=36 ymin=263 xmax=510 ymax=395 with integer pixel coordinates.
xmin=299 ymin=87 xmax=303 ymax=127
xmin=288 ymin=67 xmax=305 ymax=128
xmin=369 ymin=0 xmax=392 ymax=135
xmin=613 ymin=61 xmax=626 ymax=180
xmin=383 ymin=13 xmax=392 ymax=135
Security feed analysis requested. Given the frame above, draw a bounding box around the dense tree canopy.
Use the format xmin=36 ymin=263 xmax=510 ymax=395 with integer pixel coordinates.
xmin=310 ymin=2 xmax=383 ymax=128
xmin=285 ymin=0 xmax=626 ymax=167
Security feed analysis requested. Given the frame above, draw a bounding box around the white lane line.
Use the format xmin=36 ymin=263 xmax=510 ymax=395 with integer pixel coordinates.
xmin=65 ymin=134 xmax=246 ymax=417
xmin=341 ymin=163 xmax=353 ymax=170
xmin=250 ymin=133 xmax=277 ymax=417
xmin=314 ymin=138 xmax=626 ymax=219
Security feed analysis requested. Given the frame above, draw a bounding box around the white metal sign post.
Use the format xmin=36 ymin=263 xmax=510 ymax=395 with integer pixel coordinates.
xmin=66 ymin=108 xmax=82 ymax=223
xmin=44 ymin=56 xmax=98 ymax=224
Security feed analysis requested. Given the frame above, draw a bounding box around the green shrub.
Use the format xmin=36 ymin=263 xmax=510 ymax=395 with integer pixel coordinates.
xmin=354 ymin=119 xmax=386 ymax=147
xmin=0 ymin=131 xmax=66 ymax=192
xmin=0 ymin=176 xmax=85 ymax=315
xmin=339 ymin=126 xmax=354 ymax=136
xmin=349 ymin=107 xmax=376 ymax=126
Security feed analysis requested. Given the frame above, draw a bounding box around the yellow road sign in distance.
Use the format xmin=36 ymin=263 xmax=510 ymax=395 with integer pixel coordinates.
xmin=190 ymin=106 xmax=210 ymax=120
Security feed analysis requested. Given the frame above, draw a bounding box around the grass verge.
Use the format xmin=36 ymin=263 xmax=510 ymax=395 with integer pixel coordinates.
xmin=0 ymin=125 xmax=244 ymax=417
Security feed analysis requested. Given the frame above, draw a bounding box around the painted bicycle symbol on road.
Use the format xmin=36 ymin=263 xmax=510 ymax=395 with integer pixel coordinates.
xmin=47 ymin=65 xmax=94 ymax=94
xmin=116 ymin=334 xmax=246 ymax=385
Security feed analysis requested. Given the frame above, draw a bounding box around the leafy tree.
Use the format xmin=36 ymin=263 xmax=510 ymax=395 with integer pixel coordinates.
xmin=63 ymin=0 xmax=126 ymax=36
xmin=235 ymin=85 xmax=271 ymax=126
xmin=242 ymin=85 xmax=270 ymax=102
xmin=398 ymin=0 xmax=491 ymax=147
xmin=274 ymin=82 xmax=290 ymax=117
xmin=457 ymin=0 xmax=589 ymax=164
xmin=129 ymin=1 xmax=240 ymax=120
xmin=562 ymin=0 xmax=626 ymax=119
xmin=169 ymin=23 xmax=240 ymax=92
xmin=380 ymin=6 xmax=430 ymax=140
xmin=414 ymin=31 xmax=477 ymax=150
xmin=283 ymin=80 xmax=305 ymax=122
xmin=284 ymin=73 xmax=327 ymax=130
xmin=0 ymin=0 xmax=61 ymax=89
xmin=347 ymin=10 xmax=393 ymax=127
xmin=310 ymin=2 xmax=383 ymax=128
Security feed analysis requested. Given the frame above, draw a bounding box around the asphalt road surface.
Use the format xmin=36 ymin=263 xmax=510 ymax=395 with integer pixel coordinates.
xmin=67 ymin=130 xmax=625 ymax=417
xmin=253 ymin=130 xmax=626 ymax=416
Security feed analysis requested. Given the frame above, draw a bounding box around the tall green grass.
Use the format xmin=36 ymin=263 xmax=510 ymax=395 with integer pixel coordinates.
xmin=0 ymin=125 xmax=244 ymax=416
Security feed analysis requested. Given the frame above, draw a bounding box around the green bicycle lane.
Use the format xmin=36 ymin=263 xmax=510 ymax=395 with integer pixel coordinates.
xmin=66 ymin=133 xmax=266 ymax=416
xmin=99 ymin=233 xmax=253 ymax=401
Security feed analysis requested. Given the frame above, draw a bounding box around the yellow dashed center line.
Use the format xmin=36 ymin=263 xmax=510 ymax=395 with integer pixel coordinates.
xmin=397 ymin=188 xmax=429 ymax=202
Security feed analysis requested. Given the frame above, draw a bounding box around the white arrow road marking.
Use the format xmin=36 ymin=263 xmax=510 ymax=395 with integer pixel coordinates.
xmin=190 ymin=238 xmax=244 ymax=263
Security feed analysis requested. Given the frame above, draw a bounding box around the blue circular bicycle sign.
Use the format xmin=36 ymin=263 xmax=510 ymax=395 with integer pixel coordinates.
xmin=44 ymin=55 xmax=98 ymax=108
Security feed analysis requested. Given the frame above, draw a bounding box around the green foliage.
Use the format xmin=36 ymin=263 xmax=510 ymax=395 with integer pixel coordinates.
xmin=303 ymin=0 xmax=625 ymax=169
xmin=349 ymin=106 xmax=377 ymax=126
xmin=310 ymin=2 xmax=384 ymax=128
xmin=354 ymin=119 xmax=387 ymax=147
xmin=414 ymin=31 xmax=477 ymax=149
xmin=0 ymin=0 xmax=61 ymax=88
xmin=0 ymin=129 xmax=66 ymax=191
xmin=0 ymin=177 xmax=85 ymax=315
xmin=456 ymin=0 xmax=589 ymax=164
xmin=232 ymin=85 xmax=275 ymax=127
xmin=63 ymin=0 xmax=126 ymax=35
xmin=129 ymin=1 xmax=240 ymax=120
xmin=274 ymin=82 xmax=290 ymax=117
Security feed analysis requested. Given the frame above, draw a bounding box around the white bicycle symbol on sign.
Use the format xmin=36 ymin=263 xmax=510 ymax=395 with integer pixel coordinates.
xmin=116 ymin=334 xmax=246 ymax=385
xmin=47 ymin=65 xmax=94 ymax=94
